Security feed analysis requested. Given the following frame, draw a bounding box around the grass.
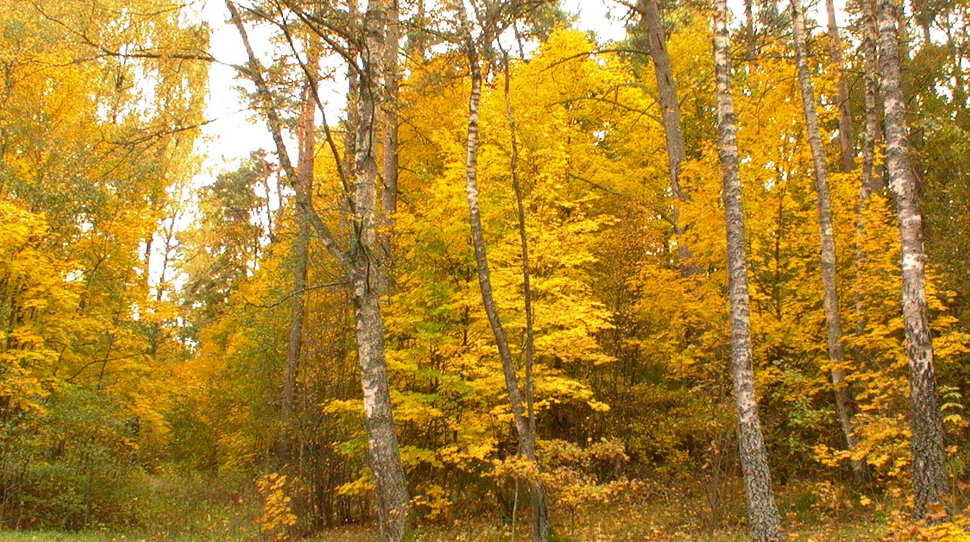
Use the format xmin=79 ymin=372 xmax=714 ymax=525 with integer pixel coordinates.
xmin=0 ymin=483 xmax=892 ymax=542
xmin=0 ymin=533 xmax=246 ymax=541
xmin=0 ymin=518 xmax=888 ymax=542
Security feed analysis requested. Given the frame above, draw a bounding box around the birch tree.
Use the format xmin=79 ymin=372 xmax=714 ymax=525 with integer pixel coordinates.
xmin=712 ymin=1 xmax=782 ymax=539
xmin=789 ymin=0 xmax=861 ymax=475
xmin=873 ymin=0 xmax=948 ymax=520
xmin=637 ymin=0 xmax=698 ymax=276
xmin=456 ymin=2 xmax=550 ymax=540
xmin=226 ymin=1 xmax=410 ymax=538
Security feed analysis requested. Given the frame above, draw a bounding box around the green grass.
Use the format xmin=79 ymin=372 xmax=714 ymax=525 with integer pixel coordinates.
xmin=0 ymin=517 xmax=888 ymax=542
xmin=0 ymin=483 xmax=891 ymax=542
xmin=0 ymin=533 xmax=116 ymax=541
xmin=0 ymin=533 xmax=267 ymax=542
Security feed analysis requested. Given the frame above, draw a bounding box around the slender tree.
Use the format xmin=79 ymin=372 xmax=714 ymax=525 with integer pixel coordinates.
xmin=281 ymin=52 xmax=317 ymax=431
xmin=744 ymin=0 xmax=757 ymax=61
xmin=502 ymin=48 xmax=549 ymax=541
xmin=789 ymin=0 xmax=861 ymax=475
xmin=457 ymin=3 xmax=550 ymax=540
xmin=227 ymin=2 xmax=410 ymax=537
xmin=637 ymin=0 xmax=698 ymax=276
xmin=857 ymin=4 xmax=882 ymax=198
xmin=712 ymin=0 xmax=782 ymax=539
xmin=379 ymin=0 xmax=400 ymax=286
xmin=824 ymin=0 xmax=854 ymax=173
xmin=851 ymin=0 xmax=883 ymax=348
xmin=873 ymin=0 xmax=948 ymax=519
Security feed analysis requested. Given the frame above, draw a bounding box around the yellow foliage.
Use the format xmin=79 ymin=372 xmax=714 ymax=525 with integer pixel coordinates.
xmin=255 ymin=473 xmax=297 ymax=542
xmin=882 ymin=507 xmax=970 ymax=541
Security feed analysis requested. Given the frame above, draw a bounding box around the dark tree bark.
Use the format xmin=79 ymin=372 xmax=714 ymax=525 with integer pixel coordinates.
xmin=852 ymin=0 xmax=884 ymax=350
xmin=824 ymin=0 xmax=855 ymax=173
xmin=637 ymin=0 xmax=699 ymax=276
xmin=790 ymin=0 xmax=862 ymax=475
xmin=860 ymin=4 xmax=883 ymax=199
xmin=379 ymin=0 xmax=400 ymax=288
xmin=712 ymin=1 xmax=782 ymax=540
xmin=281 ymin=60 xmax=316 ymax=429
xmin=874 ymin=0 xmax=948 ymax=520
xmin=744 ymin=0 xmax=757 ymax=61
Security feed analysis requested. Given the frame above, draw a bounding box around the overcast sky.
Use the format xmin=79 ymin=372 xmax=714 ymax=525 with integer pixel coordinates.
xmin=193 ymin=0 xmax=839 ymax=181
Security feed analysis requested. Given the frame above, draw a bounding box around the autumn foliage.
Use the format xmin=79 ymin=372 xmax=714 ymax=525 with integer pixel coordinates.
xmin=0 ymin=0 xmax=969 ymax=540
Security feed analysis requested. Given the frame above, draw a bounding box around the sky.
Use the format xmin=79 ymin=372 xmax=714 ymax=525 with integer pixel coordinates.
xmin=193 ymin=0 xmax=841 ymax=183
xmin=195 ymin=0 xmax=626 ymax=179
xmin=156 ymin=0 xmax=841 ymax=290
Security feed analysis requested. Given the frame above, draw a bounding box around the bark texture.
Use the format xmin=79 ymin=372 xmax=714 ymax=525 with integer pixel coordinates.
xmin=281 ymin=65 xmax=316 ymax=429
xmin=824 ymin=0 xmax=854 ymax=173
xmin=852 ymin=1 xmax=883 ymax=350
xmin=874 ymin=0 xmax=948 ymax=520
xmin=349 ymin=1 xmax=409 ymax=537
xmin=228 ymin=2 xmax=410 ymax=537
xmin=744 ymin=0 xmax=757 ymax=61
xmin=790 ymin=0 xmax=861 ymax=473
xmin=712 ymin=1 xmax=782 ymax=540
xmin=638 ymin=0 xmax=698 ymax=276
xmin=458 ymin=6 xmax=549 ymax=540
xmin=860 ymin=5 xmax=883 ymax=199
xmin=379 ymin=0 xmax=400 ymax=283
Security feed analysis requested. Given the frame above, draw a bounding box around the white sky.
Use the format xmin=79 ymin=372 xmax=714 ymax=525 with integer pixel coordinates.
xmin=193 ymin=0 xmax=838 ymax=182
xmin=153 ymin=0 xmax=839 ymax=292
xmin=193 ymin=0 xmax=629 ymax=178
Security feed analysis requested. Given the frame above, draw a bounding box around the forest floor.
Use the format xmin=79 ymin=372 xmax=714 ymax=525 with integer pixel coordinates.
xmin=0 ymin=519 xmax=885 ymax=542
xmin=0 ymin=484 xmax=891 ymax=542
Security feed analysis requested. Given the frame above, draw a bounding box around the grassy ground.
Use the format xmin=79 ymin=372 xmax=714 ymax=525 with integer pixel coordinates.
xmin=0 ymin=520 xmax=885 ymax=542
xmin=0 ymin=489 xmax=888 ymax=542
xmin=0 ymin=522 xmax=886 ymax=542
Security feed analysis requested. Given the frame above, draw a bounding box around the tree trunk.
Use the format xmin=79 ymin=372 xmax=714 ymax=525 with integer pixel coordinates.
xmin=638 ymin=0 xmax=698 ymax=276
xmin=790 ymin=0 xmax=862 ymax=476
xmin=852 ymin=0 xmax=883 ymax=354
xmin=458 ymin=7 xmax=549 ymax=540
xmin=860 ymin=6 xmax=883 ymax=199
xmin=281 ymin=66 xmax=316 ymax=430
xmin=227 ymin=2 xmax=410 ymax=536
xmin=874 ymin=0 xmax=948 ymax=520
xmin=502 ymin=51 xmax=550 ymax=542
xmin=379 ymin=0 xmax=400 ymax=288
xmin=350 ymin=267 xmax=409 ymax=540
xmin=712 ymin=1 xmax=782 ymax=540
xmin=349 ymin=2 xmax=410 ymax=537
xmin=744 ymin=0 xmax=757 ymax=61
xmin=824 ymin=0 xmax=854 ymax=173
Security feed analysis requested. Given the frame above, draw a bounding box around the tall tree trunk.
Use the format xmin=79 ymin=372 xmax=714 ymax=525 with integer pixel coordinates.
xmin=379 ymin=0 xmax=400 ymax=287
xmin=852 ymin=0 xmax=883 ymax=351
xmin=502 ymin=51 xmax=549 ymax=542
xmin=712 ymin=1 xmax=782 ymax=540
xmin=638 ymin=0 xmax=698 ymax=276
xmin=874 ymin=0 xmax=948 ymax=520
xmin=744 ymin=0 xmax=757 ymax=61
xmin=824 ymin=0 xmax=854 ymax=173
xmin=790 ymin=0 xmax=862 ymax=476
xmin=458 ymin=6 xmax=549 ymax=540
xmin=281 ymin=63 xmax=316 ymax=431
xmin=227 ymin=2 xmax=409 ymax=537
xmin=349 ymin=1 xmax=409 ymax=537
xmin=860 ymin=6 xmax=883 ymax=199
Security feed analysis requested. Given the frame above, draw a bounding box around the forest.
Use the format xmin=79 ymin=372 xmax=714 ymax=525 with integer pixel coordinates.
xmin=1 ymin=0 xmax=969 ymax=540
